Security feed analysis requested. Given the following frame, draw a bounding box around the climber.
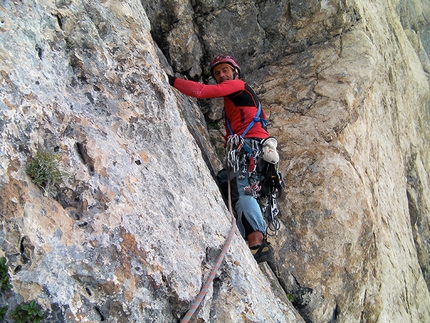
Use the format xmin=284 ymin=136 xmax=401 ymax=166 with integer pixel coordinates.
xmin=167 ymin=55 xmax=275 ymax=264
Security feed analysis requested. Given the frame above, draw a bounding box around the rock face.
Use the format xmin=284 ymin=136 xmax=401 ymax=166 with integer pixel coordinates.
xmin=0 ymin=1 xmax=429 ymax=323
xmin=0 ymin=1 xmax=301 ymax=322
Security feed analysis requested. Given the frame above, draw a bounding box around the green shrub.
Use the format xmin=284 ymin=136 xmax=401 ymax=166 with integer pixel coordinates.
xmin=0 ymin=257 xmax=12 ymax=292
xmin=0 ymin=258 xmax=46 ymax=322
xmin=26 ymin=148 xmax=64 ymax=197
xmin=0 ymin=306 xmax=7 ymax=321
xmin=11 ymin=300 xmax=44 ymax=323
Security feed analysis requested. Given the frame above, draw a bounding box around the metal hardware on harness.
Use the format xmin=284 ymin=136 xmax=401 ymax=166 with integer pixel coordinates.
xmin=226 ymin=134 xmax=245 ymax=173
xmin=262 ymin=193 xmax=281 ymax=236
xmin=244 ymin=179 xmax=261 ymax=197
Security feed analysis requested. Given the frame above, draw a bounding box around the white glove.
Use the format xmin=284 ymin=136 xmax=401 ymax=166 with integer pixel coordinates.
xmin=261 ymin=137 xmax=279 ymax=164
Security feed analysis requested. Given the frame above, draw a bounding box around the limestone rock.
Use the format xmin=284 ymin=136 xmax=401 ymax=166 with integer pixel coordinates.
xmin=0 ymin=0 xmax=300 ymax=322
xmin=146 ymin=0 xmax=430 ymax=322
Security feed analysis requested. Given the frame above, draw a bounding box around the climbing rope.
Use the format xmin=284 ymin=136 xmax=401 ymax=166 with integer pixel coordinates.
xmin=180 ymin=172 xmax=236 ymax=323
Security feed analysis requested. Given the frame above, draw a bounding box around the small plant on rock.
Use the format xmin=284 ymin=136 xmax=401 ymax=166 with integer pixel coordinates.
xmin=26 ymin=148 xmax=65 ymax=197
xmin=0 ymin=258 xmax=46 ymax=322
xmin=0 ymin=305 xmax=8 ymax=321
xmin=0 ymin=256 xmax=12 ymax=292
xmin=11 ymin=300 xmax=44 ymax=323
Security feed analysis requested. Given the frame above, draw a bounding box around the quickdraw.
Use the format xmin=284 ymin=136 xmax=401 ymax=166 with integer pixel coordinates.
xmin=225 ymin=134 xmax=244 ymax=173
xmin=262 ymin=193 xmax=282 ymax=236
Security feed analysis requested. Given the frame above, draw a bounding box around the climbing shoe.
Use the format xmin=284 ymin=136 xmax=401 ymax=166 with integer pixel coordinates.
xmin=250 ymin=242 xmax=273 ymax=264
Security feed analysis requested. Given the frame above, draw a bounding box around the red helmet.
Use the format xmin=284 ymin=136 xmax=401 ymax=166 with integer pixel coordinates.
xmin=210 ymin=55 xmax=241 ymax=77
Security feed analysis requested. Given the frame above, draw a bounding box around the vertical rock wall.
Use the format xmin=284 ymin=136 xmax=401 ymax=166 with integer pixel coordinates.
xmin=0 ymin=0 xmax=302 ymax=322
xmin=144 ymin=0 xmax=430 ymax=322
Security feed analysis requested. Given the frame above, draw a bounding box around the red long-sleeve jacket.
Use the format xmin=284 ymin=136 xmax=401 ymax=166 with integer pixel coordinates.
xmin=172 ymin=78 xmax=269 ymax=142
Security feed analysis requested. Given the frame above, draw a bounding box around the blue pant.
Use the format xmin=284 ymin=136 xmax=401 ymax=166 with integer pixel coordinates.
xmin=229 ymin=168 xmax=267 ymax=238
